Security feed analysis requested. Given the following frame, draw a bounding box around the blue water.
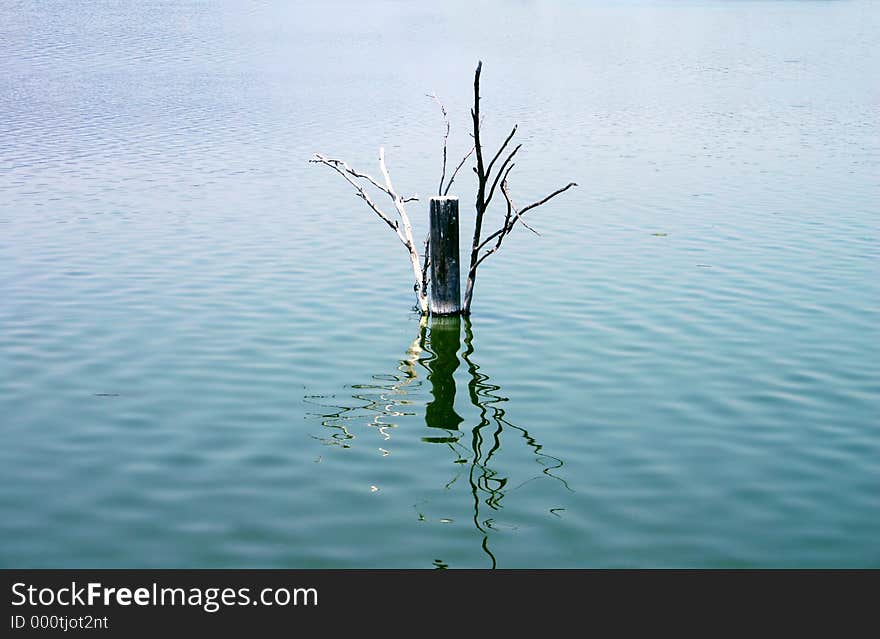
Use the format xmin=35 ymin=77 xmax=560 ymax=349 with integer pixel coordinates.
xmin=1 ymin=0 xmax=878 ymax=567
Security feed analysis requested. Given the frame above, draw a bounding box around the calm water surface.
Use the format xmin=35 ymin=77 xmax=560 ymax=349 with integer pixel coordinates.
xmin=1 ymin=0 xmax=878 ymax=567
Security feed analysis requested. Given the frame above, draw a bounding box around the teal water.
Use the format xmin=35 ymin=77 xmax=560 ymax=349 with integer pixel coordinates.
xmin=1 ymin=0 xmax=878 ymax=568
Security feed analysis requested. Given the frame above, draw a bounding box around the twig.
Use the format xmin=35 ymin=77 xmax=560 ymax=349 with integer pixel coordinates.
xmin=476 ymin=179 xmax=577 ymax=258
xmin=311 ymin=154 xmax=393 ymax=198
xmin=473 ymin=179 xmax=517 ymax=269
xmin=519 ymin=219 xmax=541 ymax=236
xmin=519 ymin=181 xmax=578 ymax=216
xmin=485 ymin=143 xmax=521 ymax=210
xmin=444 ymin=146 xmax=474 ymax=196
xmin=309 ymin=154 xmax=401 ymax=238
xmin=427 ymin=93 xmax=450 ymax=196
xmin=485 ymin=125 xmax=517 ymax=180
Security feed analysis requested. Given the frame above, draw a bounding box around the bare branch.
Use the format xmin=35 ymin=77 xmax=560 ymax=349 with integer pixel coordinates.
xmin=519 ymin=218 xmax=542 ymax=236
xmin=444 ymin=145 xmax=474 ymax=196
xmin=476 ymin=226 xmax=503 ymax=253
xmin=310 ymin=154 xmax=392 ymax=198
xmin=485 ymin=124 xmax=517 ymax=179
xmin=473 ymin=62 xmax=484 ymax=193
xmin=378 ymin=147 xmax=397 ymax=202
xmin=473 ymin=178 xmax=517 ymax=269
xmin=499 ymin=164 xmax=516 ymax=231
xmin=475 ymin=178 xmax=577 ymax=270
xmin=310 ymin=150 xmax=429 ymax=314
xmin=472 ymin=246 xmax=496 ymax=271
xmin=310 ymin=154 xmax=400 ymax=237
xmin=485 ymin=144 xmax=521 ymax=210
xmin=427 ymin=93 xmax=450 ymax=196
xmin=379 ymin=147 xmax=429 ymax=314
xmin=475 ymin=163 xmax=516 ymax=252
xmin=464 ymin=61 xmax=486 ymax=315
xmin=519 ymin=182 xmax=578 ymax=216
xmin=474 ymin=173 xmax=515 ymax=256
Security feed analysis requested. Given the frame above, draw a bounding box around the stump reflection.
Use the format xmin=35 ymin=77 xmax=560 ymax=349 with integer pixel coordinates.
xmin=306 ymin=316 xmax=569 ymax=568
xmin=424 ymin=316 xmax=464 ymax=441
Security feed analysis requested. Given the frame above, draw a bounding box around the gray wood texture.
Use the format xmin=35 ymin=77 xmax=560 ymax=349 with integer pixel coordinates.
xmin=429 ymin=196 xmax=461 ymax=315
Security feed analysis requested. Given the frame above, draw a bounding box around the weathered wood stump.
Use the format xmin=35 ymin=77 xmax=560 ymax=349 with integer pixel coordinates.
xmin=429 ymin=196 xmax=461 ymax=316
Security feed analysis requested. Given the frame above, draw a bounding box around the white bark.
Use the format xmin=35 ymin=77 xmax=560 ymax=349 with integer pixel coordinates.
xmin=310 ymin=150 xmax=429 ymax=314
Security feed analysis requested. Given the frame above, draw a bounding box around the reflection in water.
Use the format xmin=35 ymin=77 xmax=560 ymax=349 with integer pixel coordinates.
xmin=460 ymin=319 xmax=571 ymax=568
xmin=424 ymin=317 xmax=464 ymax=441
xmin=305 ymin=318 xmax=428 ymax=448
xmin=306 ymin=316 xmax=570 ymax=568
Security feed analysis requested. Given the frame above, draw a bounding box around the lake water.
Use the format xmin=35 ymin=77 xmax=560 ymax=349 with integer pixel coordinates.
xmin=1 ymin=0 xmax=877 ymax=568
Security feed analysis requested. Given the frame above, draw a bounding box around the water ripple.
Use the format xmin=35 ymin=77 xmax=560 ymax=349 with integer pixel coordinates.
xmin=1 ymin=0 xmax=878 ymax=567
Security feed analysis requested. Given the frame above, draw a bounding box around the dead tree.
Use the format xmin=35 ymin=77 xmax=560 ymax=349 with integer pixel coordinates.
xmin=462 ymin=61 xmax=577 ymax=314
xmin=309 ymin=149 xmax=429 ymax=314
xmin=311 ymin=61 xmax=575 ymax=316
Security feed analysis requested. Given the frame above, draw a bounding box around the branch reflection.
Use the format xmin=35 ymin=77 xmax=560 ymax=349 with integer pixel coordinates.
xmin=306 ymin=316 xmax=570 ymax=567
